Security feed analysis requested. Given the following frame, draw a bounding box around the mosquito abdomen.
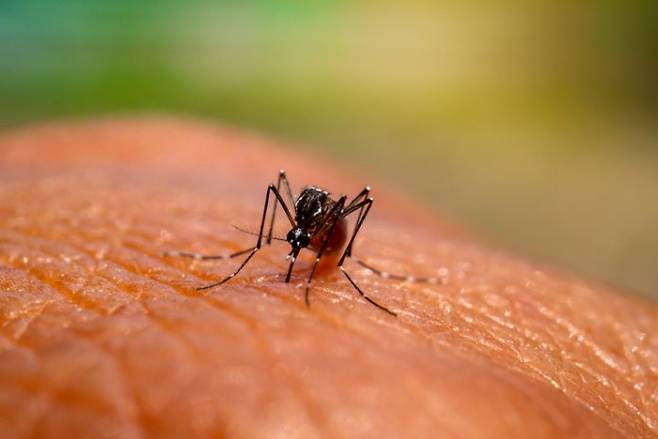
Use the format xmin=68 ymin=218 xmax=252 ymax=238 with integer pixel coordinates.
xmin=311 ymin=217 xmax=347 ymax=253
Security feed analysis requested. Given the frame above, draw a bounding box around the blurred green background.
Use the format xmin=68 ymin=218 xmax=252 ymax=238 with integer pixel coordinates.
xmin=1 ymin=1 xmax=657 ymax=297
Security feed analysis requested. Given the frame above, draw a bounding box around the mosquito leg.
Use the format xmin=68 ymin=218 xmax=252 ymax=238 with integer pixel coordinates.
xmin=164 ymin=247 xmax=256 ymax=261
xmin=340 ymin=267 xmax=396 ymax=316
xmin=340 ymin=197 xmax=373 ymax=260
xmin=196 ymin=249 xmax=258 ymax=290
xmin=167 ymin=175 xmax=293 ymax=262
xmin=345 ymin=186 xmax=370 ymax=225
xmin=303 ymin=196 xmax=347 ymax=306
xmin=285 ymin=248 xmax=300 ymax=283
xmin=195 ymin=183 xmax=292 ymax=291
xmin=338 ymin=197 xmax=397 ymax=316
xmin=279 ymin=169 xmax=296 ymax=205
xmin=346 ymin=186 xmax=370 ymax=210
xmin=267 ymin=170 xmax=296 ymax=244
xmin=350 ymin=258 xmax=445 ymax=285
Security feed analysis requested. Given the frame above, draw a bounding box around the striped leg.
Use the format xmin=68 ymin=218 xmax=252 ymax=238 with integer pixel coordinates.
xmin=338 ymin=197 xmax=397 ymax=316
xmin=345 ymin=186 xmax=370 ymax=226
xmin=342 ymin=196 xmax=447 ymax=291
xmin=267 ymin=170 xmax=296 ymax=244
xmin=303 ymin=196 xmax=347 ymax=306
xmin=166 ymin=183 xmax=294 ymax=291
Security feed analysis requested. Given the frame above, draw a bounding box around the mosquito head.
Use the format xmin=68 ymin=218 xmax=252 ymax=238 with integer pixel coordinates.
xmin=287 ymin=227 xmax=311 ymax=250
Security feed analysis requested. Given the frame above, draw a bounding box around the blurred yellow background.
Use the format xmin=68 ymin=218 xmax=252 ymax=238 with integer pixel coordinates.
xmin=1 ymin=1 xmax=657 ymax=297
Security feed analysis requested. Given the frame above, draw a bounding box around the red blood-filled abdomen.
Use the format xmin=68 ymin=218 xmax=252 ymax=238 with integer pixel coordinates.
xmin=310 ymin=217 xmax=348 ymax=254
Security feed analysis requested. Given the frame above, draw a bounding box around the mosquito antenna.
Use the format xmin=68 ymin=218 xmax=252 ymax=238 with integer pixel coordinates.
xmin=232 ymin=224 xmax=287 ymax=242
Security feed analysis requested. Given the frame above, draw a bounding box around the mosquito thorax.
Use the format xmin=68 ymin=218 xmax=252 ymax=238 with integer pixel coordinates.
xmin=295 ymin=186 xmax=329 ymax=226
xmin=287 ymin=227 xmax=311 ymax=249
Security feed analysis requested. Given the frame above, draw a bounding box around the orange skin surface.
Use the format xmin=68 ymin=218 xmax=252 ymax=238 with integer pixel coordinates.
xmin=0 ymin=117 xmax=656 ymax=438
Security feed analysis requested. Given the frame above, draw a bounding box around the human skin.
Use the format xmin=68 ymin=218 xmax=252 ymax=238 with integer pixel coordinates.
xmin=0 ymin=117 xmax=656 ymax=438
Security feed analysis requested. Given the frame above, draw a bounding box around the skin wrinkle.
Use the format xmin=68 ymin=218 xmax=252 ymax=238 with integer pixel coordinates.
xmin=0 ymin=118 xmax=655 ymax=437
xmin=0 ymin=277 xmax=141 ymax=437
xmin=3 ymin=211 xmax=253 ymax=330
xmin=0 ymin=235 xmax=125 ymax=317
xmin=75 ymin=191 xmax=588 ymax=438
xmin=3 ymin=300 xmax=49 ymax=348
xmin=0 ymin=211 xmax=632 ymax=438
xmin=301 ymin=198 xmax=654 ymax=433
xmin=0 ymin=269 xmax=80 ymax=337
xmin=235 ymin=297 xmax=335 ymax=438
xmin=49 ymin=215 xmax=333 ymax=436
xmin=201 ymin=199 xmax=644 ymax=434
xmin=61 ymin=245 xmax=211 ymax=365
xmin=2 ymin=230 xmax=245 ymax=435
xmin=51 ymin=335 xmax=143 ymax=438
xmin=115 ymin=243 xmax=334 ymax=435
xmin=18 ymin=220 xmax=283 ymax=368
xmin=316 ymin=234 xmax=645 ymax=434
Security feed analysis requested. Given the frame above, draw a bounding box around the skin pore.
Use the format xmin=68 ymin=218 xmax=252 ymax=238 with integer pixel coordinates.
xmin=0 ymin=117 xmax=656 ymax=438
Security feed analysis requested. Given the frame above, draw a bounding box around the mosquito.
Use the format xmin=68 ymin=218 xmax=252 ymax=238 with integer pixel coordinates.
xmin=166 ymin=171 xmax=444 ymax=316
